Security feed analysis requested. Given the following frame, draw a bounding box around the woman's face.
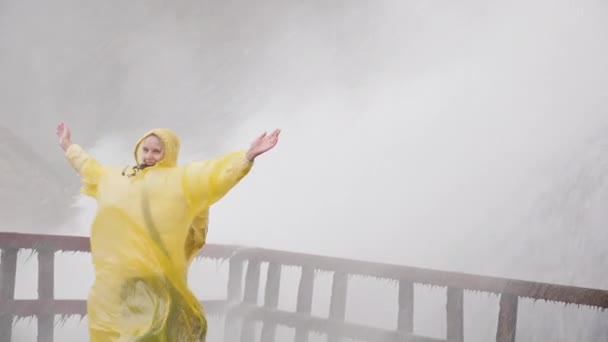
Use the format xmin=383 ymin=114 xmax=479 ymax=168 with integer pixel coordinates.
xmin=140 ymin=135 xmax=164 ymax=166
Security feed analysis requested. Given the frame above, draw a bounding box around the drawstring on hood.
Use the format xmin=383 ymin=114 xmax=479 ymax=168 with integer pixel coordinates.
xmin=121 ymin=163 xmax=149 ymax=177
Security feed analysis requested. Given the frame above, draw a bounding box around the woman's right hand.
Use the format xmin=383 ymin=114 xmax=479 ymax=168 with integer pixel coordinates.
xmin=56 ymin=122 xmax=72 ymax=151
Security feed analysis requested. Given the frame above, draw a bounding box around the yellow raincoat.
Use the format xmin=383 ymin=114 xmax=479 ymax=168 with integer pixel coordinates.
xmin=65 ymin=128 xmax=253 ymax=341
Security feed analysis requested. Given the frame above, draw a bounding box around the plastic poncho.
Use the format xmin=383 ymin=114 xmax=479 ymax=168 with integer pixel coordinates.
xmin=65 ymin=128 xmax=253 ymax=342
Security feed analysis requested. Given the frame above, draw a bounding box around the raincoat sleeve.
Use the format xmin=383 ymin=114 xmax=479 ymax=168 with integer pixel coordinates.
xmin=65 ymin=144 xmax=105 ymax=198
xmin=183 ymin=150 xmax=253 ymax=210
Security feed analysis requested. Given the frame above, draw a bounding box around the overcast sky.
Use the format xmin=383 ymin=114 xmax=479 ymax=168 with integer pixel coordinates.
xmin=2 ymin=0 xmax=607 ymax=341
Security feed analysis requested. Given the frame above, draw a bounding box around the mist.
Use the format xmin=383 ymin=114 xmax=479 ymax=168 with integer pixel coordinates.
xmin=2 ymin=0 xmax=608 ymax=341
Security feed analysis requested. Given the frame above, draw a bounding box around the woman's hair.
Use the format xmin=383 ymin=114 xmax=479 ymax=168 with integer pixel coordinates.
xmin=145 ymin=133 xmax=163 ymax=144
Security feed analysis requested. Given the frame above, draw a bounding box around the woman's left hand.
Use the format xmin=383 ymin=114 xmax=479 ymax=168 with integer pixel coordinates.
xmin=246 ymin=129 xmax=281 ymax=161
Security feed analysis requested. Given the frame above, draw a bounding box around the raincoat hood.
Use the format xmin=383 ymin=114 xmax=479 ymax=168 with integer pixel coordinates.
xmin=133 ymin=128 xmax=180 ymax=167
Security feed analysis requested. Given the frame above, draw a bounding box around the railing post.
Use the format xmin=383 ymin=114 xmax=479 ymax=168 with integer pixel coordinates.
xmin=0 ymin=248 xmax=18 ymax=342
xmin=295 ymin=267 xmax=314 ymax=342
xmin=327 ymin=271 xmax=348 ymax=342
xmin=38 ymin=249 xmax=55 ymax=342
xmin=397 ymin=280 xmax=414 ymax=334
xmin=242 ymin=260 xmax=261 ymax=304
xmin=227 ymin=258 xmax=244 ymax=302
xmin=224 ymin=257 xmax=244 ymax=342
xmin=240 ymin=260 xmax=261 ymax=341
xmin=260 ymin=263 xmax=281 ymax=342
xmin=496 ymin=293 xmax=518 ymax=342
xmin=446 ymin=288 xmax=464 ymax=342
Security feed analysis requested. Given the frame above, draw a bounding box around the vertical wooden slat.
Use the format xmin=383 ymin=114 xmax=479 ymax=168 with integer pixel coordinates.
xmin=222 ymin=312 xmax=237 ymax=342
xmin=294 ymin=267 xmax=314 ymax=342
xmin=496 ymin=293 xmax=518 ymax=342
xmin=227 ymin=258 xmax=244 ymax=302
xmin=243 ymin=260 xmax=261 ymax=304
xmin=38 ymin=249 xmax=55 ymax=342
xmin=397 ymin=280 xmax=414 ymax=333
xmin=240 ymin=260 xmax=262 ymax=341
xmin=446 ymin=288 xmax=464 ymax=342
xmin=224 ymin=258 xmax=245 ymax=342
xmin=0 ymin=248 xmax=18 ymax=342
xmin=327 ymin=272 xmax=348 ymax=342
xmin=260 ymin=263 xmax=281 ymax=342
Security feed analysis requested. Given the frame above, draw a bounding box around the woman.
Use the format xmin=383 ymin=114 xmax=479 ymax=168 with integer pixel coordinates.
xmin=56 ymin=122 xmax=280 ymax=341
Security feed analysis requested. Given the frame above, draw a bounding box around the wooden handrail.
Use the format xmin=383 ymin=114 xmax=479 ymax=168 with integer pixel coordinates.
xmin=0 ymin=299 xmax=230 ymax=317
xmin=1 ymin=231 xmax=607 ymax=342
xmin=229 ymin=247 xmax=608 ymax=309
xmin=0 ymin=232 xmax=240 ymax=259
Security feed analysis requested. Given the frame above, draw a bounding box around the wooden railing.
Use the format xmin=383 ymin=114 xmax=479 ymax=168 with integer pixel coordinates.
xmin=1 ymin=232 xmax=607 ymax=342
